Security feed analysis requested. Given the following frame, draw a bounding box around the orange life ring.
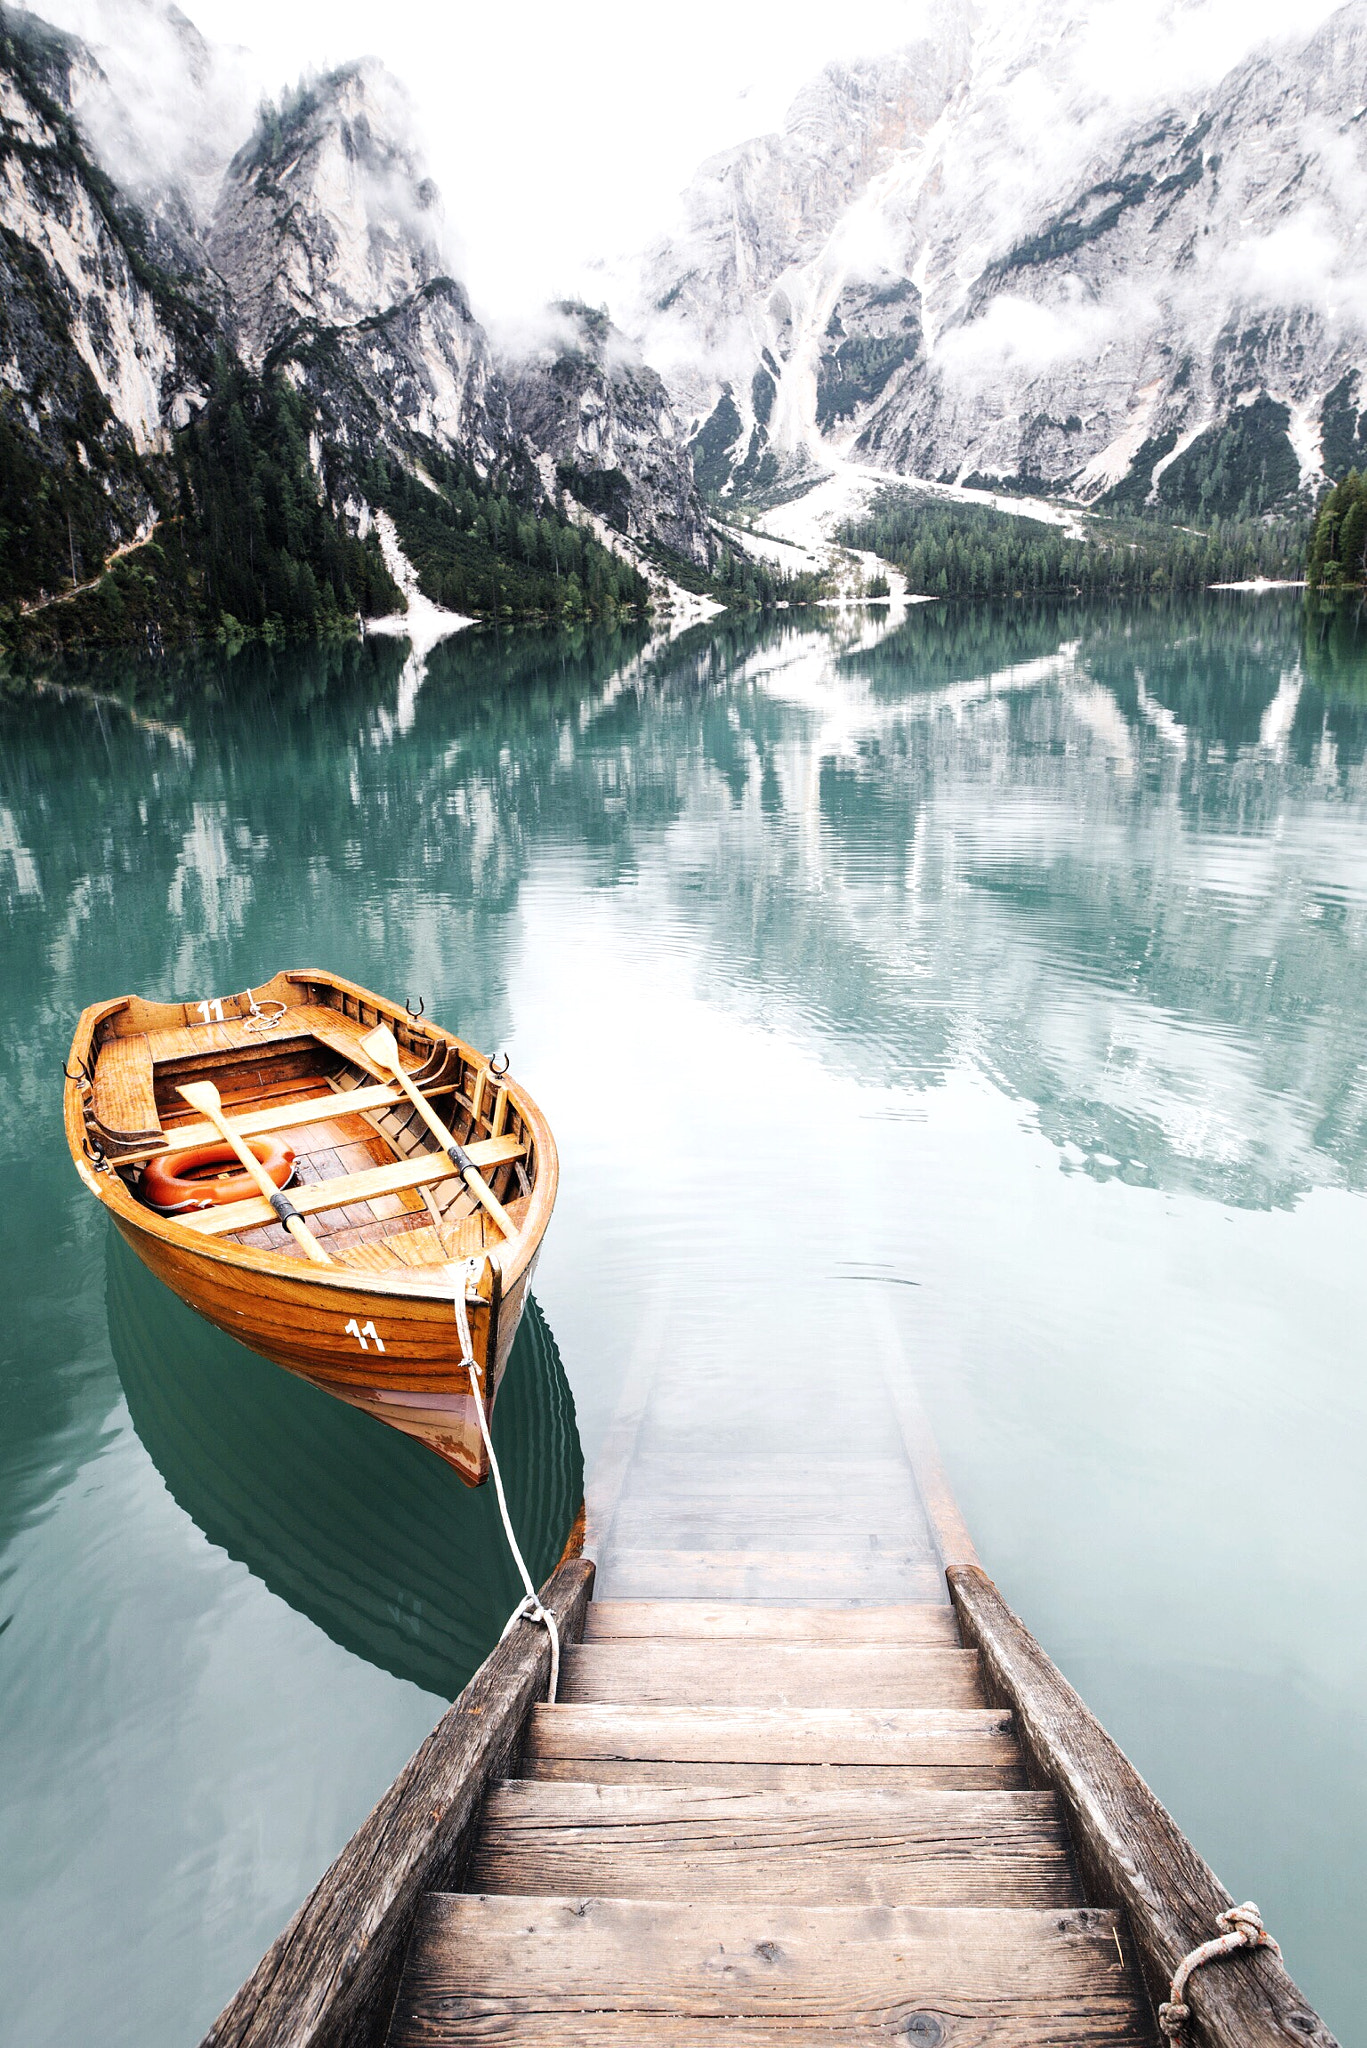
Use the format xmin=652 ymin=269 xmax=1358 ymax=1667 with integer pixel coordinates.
xmin=142 ymin=1135 xmax=296 ymax=1214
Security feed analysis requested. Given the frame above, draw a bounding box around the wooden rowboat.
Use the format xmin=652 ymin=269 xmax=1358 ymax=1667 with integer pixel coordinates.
xmin=63 ymin=969 xmax=558 ymax=1485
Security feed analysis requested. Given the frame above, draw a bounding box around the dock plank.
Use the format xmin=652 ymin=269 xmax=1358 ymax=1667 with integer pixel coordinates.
xmin=595 ymin=1548 xmax=944 ymax=1604
xmin=606 ymin=1506 xmax=933 ymax=1550
xmin=559 ymin=1641 xmax=986 ymax=1709
xmin=525 ymin=1703 xmax=1021 ymax=1771
xmin=618 ymin=1456 xmax=925 ymax=1497
xmin=386 ymin=1895 xmax=1150 ymax=2044
xmin=469 ymin=1782 xmax=1079 ymax=1908
xmin=524 ymin=1756 xmax=1027 ymax=1791
xmin=583 ymin=1602 xmax=962 ymax=1645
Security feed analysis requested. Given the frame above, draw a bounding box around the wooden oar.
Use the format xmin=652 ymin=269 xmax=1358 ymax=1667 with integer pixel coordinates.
xmin=359 ymin=1023 xmax=519 ymax=1242
xmin=177 ymin=1080 xmax=332 ymax=1266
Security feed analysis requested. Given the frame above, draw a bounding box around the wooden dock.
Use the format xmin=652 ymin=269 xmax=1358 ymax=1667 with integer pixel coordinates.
xmin=388 ymin=1587 xmax=1150 ymax=2044
xmin=203 ymin=1420 xmax=1338 ymax=2048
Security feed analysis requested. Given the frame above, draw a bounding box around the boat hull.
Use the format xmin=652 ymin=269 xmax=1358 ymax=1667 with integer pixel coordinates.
xmin=112 ymin=1210 xmax=537 ymax=1483
xmin=65 ymin=969 xmax=558 ymax=1487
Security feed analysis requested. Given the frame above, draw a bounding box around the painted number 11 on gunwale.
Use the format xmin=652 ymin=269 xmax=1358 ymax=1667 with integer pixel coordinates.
xmin=345 ymin=1318 xmax=385 ymax=1353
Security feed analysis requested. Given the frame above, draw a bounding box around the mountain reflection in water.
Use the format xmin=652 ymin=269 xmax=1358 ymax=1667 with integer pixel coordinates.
xmin=108 ymin=1236 xmax=583 ymax=1699
xmin=2 ymin=590 xmax=1366 ymax=2046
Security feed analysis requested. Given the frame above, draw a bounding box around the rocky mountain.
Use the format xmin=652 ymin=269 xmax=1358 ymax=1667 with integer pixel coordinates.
xmin=0 ymin=9 xmax=218 ymax=597
xmin=11 ymin=0 xmax=1365 ymax=655
xmin=0 ymin=5 xmax=713 ymax=649
xmin=639 ymin=0 xmax=1367 ymax=518
xmin=206 ymin=62 xmax=514 ymax=473
xmin=505 ymin=301 xmax=712 ymax=563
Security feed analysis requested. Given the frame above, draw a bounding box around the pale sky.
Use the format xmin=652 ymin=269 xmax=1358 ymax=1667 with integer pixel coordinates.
xmin=41 ymin=0 xmax=1349 ymax=325
xmin=197 ymin=0 xmax=928 ymax=321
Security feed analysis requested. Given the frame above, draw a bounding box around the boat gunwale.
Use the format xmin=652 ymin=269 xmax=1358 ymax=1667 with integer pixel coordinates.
xmin=63 ymin=967 xmax=559 ymax=1302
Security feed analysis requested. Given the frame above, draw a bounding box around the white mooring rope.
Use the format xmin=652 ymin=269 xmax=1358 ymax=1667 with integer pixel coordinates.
xmin=1158 ymin=1903 xmax=1282 ymax=2039
xmin=453 ymin=1259 xmax=560 ymax=1703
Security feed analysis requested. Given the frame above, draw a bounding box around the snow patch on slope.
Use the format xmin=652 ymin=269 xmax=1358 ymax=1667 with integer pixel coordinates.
xmin=725 ymin=458 xmax=1088 ymax=603
xmin=365 ymin=510 xmax=474 ymax=652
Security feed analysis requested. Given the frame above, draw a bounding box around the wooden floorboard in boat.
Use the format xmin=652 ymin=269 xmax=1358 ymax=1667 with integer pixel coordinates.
xmin=468 ymin=1781 xmax=1078 ymax=1908
xmin=336 ymin=1228 xmax=445 ymax=1274
xmin=386 ymin=1895 xmax=1149 ymax=2046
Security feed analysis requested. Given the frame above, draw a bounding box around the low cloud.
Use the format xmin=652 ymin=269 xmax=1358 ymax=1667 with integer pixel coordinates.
xmin=935 ymin=283 xmax=1160 ymax=382
xmin=43 ymin=0 xmax=259 ymax=220
xmin=1217 ymin=207 xmax=1367 ymax=331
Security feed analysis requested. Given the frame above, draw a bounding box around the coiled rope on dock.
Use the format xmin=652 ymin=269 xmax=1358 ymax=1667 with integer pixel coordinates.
xmin=1158 ymin=1903 xmax=1281 ymax=2039
xmin=453 ymin=1259 xmax=561 ymax=1703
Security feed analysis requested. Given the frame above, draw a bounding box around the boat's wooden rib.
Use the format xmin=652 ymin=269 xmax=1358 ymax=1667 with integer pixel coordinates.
xmin=64 ymin=968 xmax=558 ymax=1485
xmin=91 ymin=1031 xmax=160 ymax=1146
xmin=178 ymin=1137 xmax=527 ymax=1237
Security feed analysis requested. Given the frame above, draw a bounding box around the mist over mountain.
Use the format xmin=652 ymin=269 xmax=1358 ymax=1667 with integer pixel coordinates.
xmin=2 ymin=0 xmax=1364 ymax=653
xmin=0 ymin=2 xmax=715 ymax=648
xmin=639 ymin=0 xmax=1367 ymax=517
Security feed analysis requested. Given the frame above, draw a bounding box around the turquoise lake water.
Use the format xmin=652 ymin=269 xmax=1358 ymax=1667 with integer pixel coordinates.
xmin=1 ymin=593 xmax=1364 ymax=2041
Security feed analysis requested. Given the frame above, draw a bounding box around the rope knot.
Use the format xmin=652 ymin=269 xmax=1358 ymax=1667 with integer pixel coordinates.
xmin=1218 ymin=1904 xmax=1278 ymax=1953
xmin=500 ymin=1593 xmax=562 ymax=1703
xmin=1160 ymin=1903 xmax=1281 ymax=2041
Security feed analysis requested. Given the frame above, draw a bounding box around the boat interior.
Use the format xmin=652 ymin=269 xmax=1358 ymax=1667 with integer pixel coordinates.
xmin=74 ymin=976 xmax=535 ymax=1274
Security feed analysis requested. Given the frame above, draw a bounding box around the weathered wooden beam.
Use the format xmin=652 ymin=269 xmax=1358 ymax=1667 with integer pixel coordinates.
xmin=198 ymin=1557 xmax=595 ymax=2048
xmin=947 ymin=1563 xmax=1338 ymax=2048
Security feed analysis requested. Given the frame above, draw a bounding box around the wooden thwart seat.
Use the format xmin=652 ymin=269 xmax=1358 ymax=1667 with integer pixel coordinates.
xmin=130 ymin=1079 xmax=458 ymax=1162
xmin=139 ymin=1002 xmax=417 ymax=1069
xmin=176 ymin=1135 xmax=525 ymax=1236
